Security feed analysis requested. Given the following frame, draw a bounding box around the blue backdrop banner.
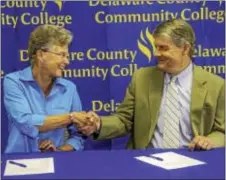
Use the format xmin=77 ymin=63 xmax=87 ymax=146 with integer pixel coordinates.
xmin=1 ymin=0 xmax=225 ymax=152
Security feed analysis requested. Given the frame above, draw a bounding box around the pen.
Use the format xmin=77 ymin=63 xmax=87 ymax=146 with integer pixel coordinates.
xmin=9 ymin=160 xmax=27 ymax=168
xmin=149 ymin=155 xmax=164 ymax=161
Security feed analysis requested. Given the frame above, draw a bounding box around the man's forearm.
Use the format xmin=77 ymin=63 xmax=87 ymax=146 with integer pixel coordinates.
xmin=38 ymin=114 xmax=71 ymax=132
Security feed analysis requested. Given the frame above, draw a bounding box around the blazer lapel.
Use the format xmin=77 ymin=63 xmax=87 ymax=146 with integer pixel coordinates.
xmin=147 ymin=68 xmax=164 ymax=143
xmin=190 ymin=66 xmax=207 ymax=136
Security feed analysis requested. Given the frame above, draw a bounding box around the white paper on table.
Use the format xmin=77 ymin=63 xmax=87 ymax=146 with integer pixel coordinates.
xmin=134 ymin=152 xmax=206 ymax=170
xmin=4 ymin=157 xmax=54 ymax=176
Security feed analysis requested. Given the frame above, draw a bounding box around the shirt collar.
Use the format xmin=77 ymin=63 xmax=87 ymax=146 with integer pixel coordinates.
xmin=19 ymin=66 xmax=67 ymax=88
xmin=164 ymin=63 xmax=193 ymax=85
xmin=19 ymin=66 xmax=35 ymax=81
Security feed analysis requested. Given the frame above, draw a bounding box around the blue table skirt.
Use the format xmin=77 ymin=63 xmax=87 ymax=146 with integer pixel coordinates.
xmin=1 ymin=147 xmax=225 ymax=179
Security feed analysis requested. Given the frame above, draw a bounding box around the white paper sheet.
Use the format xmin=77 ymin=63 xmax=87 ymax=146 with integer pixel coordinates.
xmin=4 ymin=157 xmax=54 ymax=176
xmin=135 ymin=152 xmax=206 ymax=170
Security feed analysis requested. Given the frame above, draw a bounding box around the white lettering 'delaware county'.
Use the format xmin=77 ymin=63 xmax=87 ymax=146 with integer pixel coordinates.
xmin=88 ymin=0 xmax=206 ymax=7
xmin=19 ymin=49 xmax=137 ymax=63
xmin=92 ymin=99 xmax=121 ymax=113
xmin=193 ymin=45 xmax=225 ymax=57
xmin=0 ymin=0 xmax=47 ymax=10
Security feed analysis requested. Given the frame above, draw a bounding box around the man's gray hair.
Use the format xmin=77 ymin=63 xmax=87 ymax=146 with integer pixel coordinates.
xmin=153 ymin=19 xmax=196 ymax=58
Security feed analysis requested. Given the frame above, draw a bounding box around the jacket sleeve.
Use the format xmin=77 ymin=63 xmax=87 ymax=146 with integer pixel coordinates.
xmin=97 ymin=71 xmax=138 ymax=140
xmin=207 ymin=83 xmax=225 ymax=147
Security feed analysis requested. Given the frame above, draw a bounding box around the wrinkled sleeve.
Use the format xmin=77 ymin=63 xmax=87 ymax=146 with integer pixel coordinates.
xmin=3 ymin=76 xmax=46 ymax=139
xmin=65 ymin=85 xmax=85 ymax=151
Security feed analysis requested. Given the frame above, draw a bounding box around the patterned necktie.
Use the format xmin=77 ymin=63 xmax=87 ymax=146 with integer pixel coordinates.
xmin=163 ymin=76 xmax=181 ymax=149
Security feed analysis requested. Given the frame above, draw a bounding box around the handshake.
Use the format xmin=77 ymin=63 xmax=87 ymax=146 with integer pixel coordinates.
xmin=69 ymin=111 xmax=101 ymax=136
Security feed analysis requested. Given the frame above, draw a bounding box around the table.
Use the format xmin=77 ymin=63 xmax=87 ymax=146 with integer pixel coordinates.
xmin=1 ymin=148 xmax=225 ymax=179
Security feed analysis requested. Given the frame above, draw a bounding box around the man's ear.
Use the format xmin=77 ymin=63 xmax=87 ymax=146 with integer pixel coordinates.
xmin=182 ymin=42 xmax=190 ymax=56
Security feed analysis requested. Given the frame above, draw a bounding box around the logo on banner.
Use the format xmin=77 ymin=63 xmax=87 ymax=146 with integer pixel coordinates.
xmin=137 ymin=27 xmax=156 ymax=62
xmin=218 ymin=0 xmax=223 ymax=6
xmin=43 ymin=0 xmax=64 ymax=11
xmin=52 ymin=0 xmax=63 ymax=11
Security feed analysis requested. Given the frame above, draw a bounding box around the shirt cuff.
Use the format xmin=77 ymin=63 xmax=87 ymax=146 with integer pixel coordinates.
xmin=66 ymin=137 xmax=84 ymax=151
xmin=93 ymin=118 xmax=102 ymax=138
xmin=17 ymin=123 xmax=39 ymax=139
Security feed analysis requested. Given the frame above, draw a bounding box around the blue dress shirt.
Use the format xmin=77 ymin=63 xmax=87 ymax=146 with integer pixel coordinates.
xmin=3 ymin=66 xmax=85 ymax=153
xmin=151 ymin=63 xmax=194 ymax=148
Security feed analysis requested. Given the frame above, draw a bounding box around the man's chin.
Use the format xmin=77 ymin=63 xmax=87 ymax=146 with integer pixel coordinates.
xmin=156 ymin=63 xmax=166 ymax=70
xmin=156 ymin=63 xmax=171 ymax=73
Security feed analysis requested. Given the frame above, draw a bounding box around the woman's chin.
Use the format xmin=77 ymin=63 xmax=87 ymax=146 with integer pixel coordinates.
xmin=55 ymin=70 xmax=63 ymax=77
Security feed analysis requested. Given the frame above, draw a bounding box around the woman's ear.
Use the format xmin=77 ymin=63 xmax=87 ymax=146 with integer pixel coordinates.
xmin=36 ymin=49 xmax=44 ymax=64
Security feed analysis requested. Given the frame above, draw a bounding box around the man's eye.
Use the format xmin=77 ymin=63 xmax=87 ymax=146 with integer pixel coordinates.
xmin=159 ymin=46 xmax=168 ymax=51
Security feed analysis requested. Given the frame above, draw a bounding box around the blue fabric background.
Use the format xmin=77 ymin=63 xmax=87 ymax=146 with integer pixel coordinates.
xmin=1 ymin=1 xmax=225 ymax=152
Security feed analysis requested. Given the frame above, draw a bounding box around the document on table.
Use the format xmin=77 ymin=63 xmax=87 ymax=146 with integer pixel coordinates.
xmin=135 ymin=152 xmax=206 ymax=170
xmin=4 ymin=157 xmax=54 ymax=176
